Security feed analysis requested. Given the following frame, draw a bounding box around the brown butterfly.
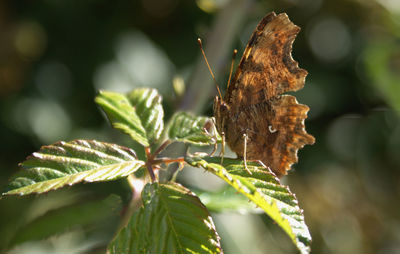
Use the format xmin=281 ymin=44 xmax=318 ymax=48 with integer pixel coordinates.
xmin=213 ymin=12 xmax=315 ymax=177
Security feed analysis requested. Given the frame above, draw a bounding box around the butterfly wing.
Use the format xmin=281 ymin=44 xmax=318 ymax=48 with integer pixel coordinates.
xmin=216 ymin=12 xmax=314 ymax=176
xmin=225 ymin=12 xmax=308 ymax=109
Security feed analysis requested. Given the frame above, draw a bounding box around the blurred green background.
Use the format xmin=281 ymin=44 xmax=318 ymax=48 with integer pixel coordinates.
xmin=1 ymin=0 xmax=400 ymax=253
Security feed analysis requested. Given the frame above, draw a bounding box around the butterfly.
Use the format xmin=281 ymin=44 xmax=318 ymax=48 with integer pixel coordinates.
xmin=213 ymin=12 xmax=315 ymax=177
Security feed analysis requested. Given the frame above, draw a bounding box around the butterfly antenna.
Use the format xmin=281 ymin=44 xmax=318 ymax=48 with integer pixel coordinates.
xmin=227 ymin=49 xmax=237 ymax=90
xmin=197 ymin=38 xmax=223 ymax=99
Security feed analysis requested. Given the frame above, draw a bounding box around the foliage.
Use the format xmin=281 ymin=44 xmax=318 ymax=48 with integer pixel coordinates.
xmin=108 ymin=182 xmax=222 ymax=254
xmin=2 ymin=88 xmax=311 ymax=253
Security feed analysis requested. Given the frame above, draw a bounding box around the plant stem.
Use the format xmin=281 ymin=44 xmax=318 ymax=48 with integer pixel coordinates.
xmin=118 ymin=174 xmax=145 ymax=230
xmin=145 ymin=147 xmax=156 ymax=182
xmin=153 ymin=140 xmax=172 ymax=157
xmin=152 ymin=157 xmax=185 ymax=165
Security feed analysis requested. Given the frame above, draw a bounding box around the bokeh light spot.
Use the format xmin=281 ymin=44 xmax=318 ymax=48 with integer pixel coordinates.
xmin=196 ymin=0 xmax=229 ymax=13
xmin=14 ymin=21 xmax=47 ymax=60
xmin=94 ymin=31 xmax=175 ymax=94
xmin=12 ymin=98 xmax=71 ymax=143
xmin=378 ymin=0 xmax=400 ymax=13
xmin=308 ymin=17 xmax=351 ymax=63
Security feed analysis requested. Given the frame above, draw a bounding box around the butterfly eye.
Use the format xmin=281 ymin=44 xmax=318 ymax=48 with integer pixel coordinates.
xmin=220 ymin=102 xmax=229 ymax=112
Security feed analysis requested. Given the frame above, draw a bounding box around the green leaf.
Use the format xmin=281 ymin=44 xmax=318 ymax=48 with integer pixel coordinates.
xmin=186 ymin=156 xmax=311 ymax=254
xmin=95 ymin=88 xmax=164 ymax=147
xmin=108 ymin=182 xmax=222 ymax=254
xmin=3 ymin=140 xmax=145 ymax=196
xmin=195 ymin=186 xmax=261 ymax=214
xmin=166 ymin=111 xmax=220 ymax=145
xmin=8 ymin=194 xmax=122 ymax=248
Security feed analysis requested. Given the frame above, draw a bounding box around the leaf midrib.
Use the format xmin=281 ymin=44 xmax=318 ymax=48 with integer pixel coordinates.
xmin=158 ymin=186 xmax=186 ymax=254
xmin=5 ymin=160 xmax=144 ymax=195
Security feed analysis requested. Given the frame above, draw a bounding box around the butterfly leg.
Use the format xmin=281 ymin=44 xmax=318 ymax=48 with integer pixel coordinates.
xmin=219 ymin=132 xmax=225 ymax=165
xmin=205 ymin=117 xmax=219 ymax=157
xmin=243 ymin=132 xmax=252 ymax=175
xmin=217 ymin=116 xmax=226 ymax=165
xmin=245 ymin=159 xmax=279 ymax=177
xmin=209 ymin=143 xmax=218 ymax=156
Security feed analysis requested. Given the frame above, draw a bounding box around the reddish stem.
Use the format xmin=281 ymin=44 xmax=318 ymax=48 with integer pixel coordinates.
xmin=152 ymin=140 xmax=172 ymax=158
xmin=152 ymin=157 xmax=185 ymax=165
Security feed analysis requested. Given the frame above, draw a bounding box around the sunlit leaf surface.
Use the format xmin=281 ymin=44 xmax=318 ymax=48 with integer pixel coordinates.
xmin=186 ymin=156 xmax=311 ymax=254
xmin=3 ymin=140 xmax=145 ymax=196
xmin=95 ymin=88 xmax=164 ymax=146
xmin=108 ymin=182 xmax=222 ymax=254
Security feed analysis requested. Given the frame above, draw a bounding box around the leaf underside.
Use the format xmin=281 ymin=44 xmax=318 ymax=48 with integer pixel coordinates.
xmin=3 ymin=140 xmax=145 ymax=196
xmin=95 ymin=88 xmax=164 ymax=147
xmin=108 ymin=182 xmax=222 ymax=254
xmin=186 ymin=156 xmax=311 ymax=254
xmin=195 ymin=186 xmax=261 ymax=213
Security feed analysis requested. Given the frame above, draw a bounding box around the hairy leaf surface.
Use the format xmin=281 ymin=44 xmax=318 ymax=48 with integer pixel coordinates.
xmin=3 ymin=140 xmax=145 ymax=196
xmin=108 ymin=182 xmax=222 ymax=254
xmin=95 ymin=88 xmax=164 ymax=146
xmin=186 ymin=156 xmax=311 ymax=254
